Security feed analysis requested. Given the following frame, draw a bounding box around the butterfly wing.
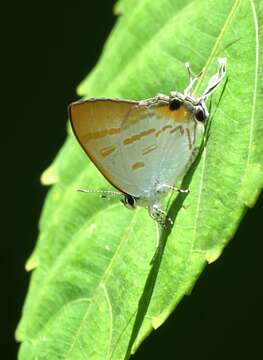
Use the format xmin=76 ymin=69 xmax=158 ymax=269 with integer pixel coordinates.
xmin=69 ymin=99 xmax=140 ymax=194
xmin=119 ymin=102 xmax=202 ymax=198
xmin=70 ymin=99 xmax=202 ymax=199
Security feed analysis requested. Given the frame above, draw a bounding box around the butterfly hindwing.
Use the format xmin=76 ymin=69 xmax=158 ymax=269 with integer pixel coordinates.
xmin=119 ymin=103 xmax=201 ymax=197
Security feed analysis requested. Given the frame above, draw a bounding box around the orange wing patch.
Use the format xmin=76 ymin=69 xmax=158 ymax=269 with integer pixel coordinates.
xmin=185 ymin=128 xmax=192 ymax=150
xmin=82 ymin=127 xmax=121 ymax=142
xmin=143 ymin=144 xmax=158 ymax=155
xmin=100 ymin=145 xmax=116 ymax=157
xmin=131 ymin=162 xmax=145 ymax=170
xmin=155 ymin=104 xmax=190 ymax=123
xmin=123 ymin=128 xmax=156 ymax=145
xmin=155 ymin=125 xmax=173 ymax=137
xmin=170 ymin=125 xmax=184 ymax=135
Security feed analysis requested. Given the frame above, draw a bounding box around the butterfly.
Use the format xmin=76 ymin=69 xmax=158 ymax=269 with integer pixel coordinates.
xmin=69 ymin=58 xmax=226 ymax=227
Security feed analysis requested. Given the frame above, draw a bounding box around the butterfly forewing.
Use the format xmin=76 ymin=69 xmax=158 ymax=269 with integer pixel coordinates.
xmin=69 ymin=99 xmax=140 ymax=193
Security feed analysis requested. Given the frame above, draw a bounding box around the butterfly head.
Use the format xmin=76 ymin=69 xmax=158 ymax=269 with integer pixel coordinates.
xmin=169 ymin=57 xmax=226 ymax=125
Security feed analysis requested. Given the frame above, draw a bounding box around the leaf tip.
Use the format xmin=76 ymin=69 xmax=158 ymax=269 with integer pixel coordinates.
xmin=25 ymin=256 xmax=40 ymax=271
xmin=41 ymin=165 xmax=59 ymax=186
xmin=205 ymin=247 xmax=222 ymax=264
xmin=151 ymin=312 xmax=167 ymax=330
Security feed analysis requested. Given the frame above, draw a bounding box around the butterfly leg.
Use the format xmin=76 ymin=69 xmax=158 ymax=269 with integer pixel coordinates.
xmin=149 ymin=204 xmax=173 ymax=229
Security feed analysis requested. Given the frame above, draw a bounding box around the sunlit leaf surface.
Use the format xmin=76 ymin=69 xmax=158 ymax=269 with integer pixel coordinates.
xmin=17 ymin=0 xmax=263 ymax=359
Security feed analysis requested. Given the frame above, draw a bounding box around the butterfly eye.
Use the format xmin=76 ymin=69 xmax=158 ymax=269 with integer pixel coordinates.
xmin=195 ymin=108 xmax=206 ymax=122
xmin=169 ymin=98 xmax=181 ymax=111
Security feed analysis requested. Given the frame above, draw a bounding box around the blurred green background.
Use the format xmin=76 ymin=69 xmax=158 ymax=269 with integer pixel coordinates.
xmin=4 ymin=1 xmax=262 ymax=359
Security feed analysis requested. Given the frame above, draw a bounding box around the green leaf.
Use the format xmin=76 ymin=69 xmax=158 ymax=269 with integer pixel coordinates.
xmin=17 ymin=0 xmax=263 ymax=359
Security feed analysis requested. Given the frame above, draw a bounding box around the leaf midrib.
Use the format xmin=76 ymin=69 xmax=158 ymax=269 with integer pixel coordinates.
xmin=186 ymin=0 xmax=242 ymax=267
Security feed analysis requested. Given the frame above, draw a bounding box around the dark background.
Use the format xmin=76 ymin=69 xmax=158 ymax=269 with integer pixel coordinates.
xmin=3 ymin=1 xmax=262 ymax=359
